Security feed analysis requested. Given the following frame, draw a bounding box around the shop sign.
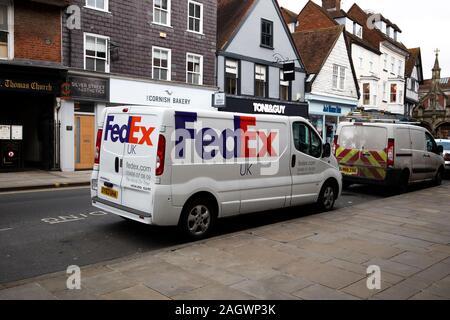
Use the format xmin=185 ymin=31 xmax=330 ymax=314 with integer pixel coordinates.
xmin=0 ymin=125 xmax=10 ymax=140
xmin=220 ymin=97 xmax=308 ymax=117
xmin=323 ymin=105 xmax=342 ymax=114
xmin=213 ymin=92 xmax=226 ymax=107
xmin=62 ymin=76 xmax=109 ymax=102
xmin=0 ymin=78 xmax=59 ymax=94
xmin=282 ymin=62 xmax=296 ymax=81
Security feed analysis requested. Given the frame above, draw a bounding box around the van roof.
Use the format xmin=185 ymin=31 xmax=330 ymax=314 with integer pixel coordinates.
xmin=109 ymin=105 xmax=309 ymax=123
xmin=339 ymin=122 xmax=427 ymax=130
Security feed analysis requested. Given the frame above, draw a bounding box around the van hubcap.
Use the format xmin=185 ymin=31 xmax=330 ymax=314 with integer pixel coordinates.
xmin=187 ymin=205 xmax=211 ymax=235
xmin=323 ymin=186 xmax=334 ymax=209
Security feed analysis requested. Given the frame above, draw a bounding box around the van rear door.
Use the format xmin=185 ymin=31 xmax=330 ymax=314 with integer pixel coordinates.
xmin=337 ymin=125 xmax=388 ymax=181
xmin=97 ymin=108 xmax=128 ymax=206
xmin=120 ymin=108 xmax=161 ymax=214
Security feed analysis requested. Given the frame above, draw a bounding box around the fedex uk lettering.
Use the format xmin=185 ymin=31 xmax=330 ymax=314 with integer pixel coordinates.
xmin=174 ymin=111 xmax=278 ymax=160
xmin=104 ymin=115 xmax=155 ymax=146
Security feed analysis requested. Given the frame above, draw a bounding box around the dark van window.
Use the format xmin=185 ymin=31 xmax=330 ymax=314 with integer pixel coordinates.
xmin=425 ymin=132 xmax=437 ymax=153
xmin=293 ymin=122 xmax=322 ymax=158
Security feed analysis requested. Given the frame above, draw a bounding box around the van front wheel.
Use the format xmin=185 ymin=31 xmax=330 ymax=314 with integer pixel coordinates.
xmin=317 ymin=181 xmax=337 ymax=211
xmin=179 ymin=199 xmax=216 ymax=240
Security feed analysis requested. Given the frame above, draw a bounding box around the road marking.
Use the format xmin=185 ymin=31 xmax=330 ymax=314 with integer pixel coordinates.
xmin=0 ymin=227 xmax=13 ymax=232
xmin=41 ymin=211 xmax=108 ymax=225
xmin=0 ymin=186 xmax=90 ymax=196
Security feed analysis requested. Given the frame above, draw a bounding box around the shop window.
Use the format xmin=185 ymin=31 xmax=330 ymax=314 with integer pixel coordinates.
xmin=0 ymin=4 xmax=10 ymax=59
xmin=255 ymin=64 xmax=267 ymax=98
xmin=225 ymin=59 xmax=239 ymax=95
xmin=85 ymin=0 xmax=108 ymax=12
xmin=261 ymin=19 xmax=273 ymax=48
xmin=186 ymin=53 xmax=202 ymax=85
xmin=390 ymin=84 xmax=397 ymax=103
xmin=363 ymin=83 xmax=370 ymax=105
xmin=188 ymin=0 xmax=202 ymax=33
xmin=293 ymin=122 xmax=322 ymax=158
xmin=152 ymin=47 xmax=171 ymax=81
xmin=154 ymin=0 xmax=170 ymax=26
xmin=84 ymin=33 xmax=109 ymax=72
xmin=279 ymin=70 xmax=289 ymax=100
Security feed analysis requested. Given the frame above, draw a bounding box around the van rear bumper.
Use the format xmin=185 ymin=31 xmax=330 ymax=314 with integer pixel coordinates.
xmin=92 ymin=196 xmax=153 ymax=224
xmin=342 ymin=168 xmax=403 ymax=187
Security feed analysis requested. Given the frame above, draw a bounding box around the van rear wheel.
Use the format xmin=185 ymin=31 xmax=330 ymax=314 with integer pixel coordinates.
xmin=434 ymin=169 xmax=443 ymax=186
xmin=317 ymin=181 xmax=336 ymax=211
xmin=179 ymin=198 xmax=216 ymax=240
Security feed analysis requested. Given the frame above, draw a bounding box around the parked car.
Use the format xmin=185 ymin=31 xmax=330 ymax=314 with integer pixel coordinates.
xmin=334 ymin=121 xmax=445 ymax=191
xmin=436 ymin=139 xmax=450 ymax=172
xmin=91 ymin=106 xmax=342 ymax=239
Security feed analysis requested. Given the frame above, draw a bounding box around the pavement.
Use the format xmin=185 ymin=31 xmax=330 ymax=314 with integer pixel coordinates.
xmin=0 ymin=170 xmax=91 ymax=192
xmin=0 ymin=183 xmax=449 ymax=300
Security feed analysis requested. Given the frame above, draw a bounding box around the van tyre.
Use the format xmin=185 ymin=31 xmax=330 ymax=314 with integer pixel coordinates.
xmin=317 ymin=181 xmax=337 ymax=211
xmin=179 ymin=198 xmax=216 ymax=240
xmin=434 ymin=168 xmax=444 ymax=186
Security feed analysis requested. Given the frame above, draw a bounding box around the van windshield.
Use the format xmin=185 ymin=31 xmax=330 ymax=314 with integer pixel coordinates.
xmin=339 ymin=125 xmax=387 ymax=150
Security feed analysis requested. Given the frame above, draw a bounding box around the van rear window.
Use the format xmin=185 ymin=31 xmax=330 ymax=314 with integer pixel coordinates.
xmin=339 ymin=126 xmax=387 ymax=150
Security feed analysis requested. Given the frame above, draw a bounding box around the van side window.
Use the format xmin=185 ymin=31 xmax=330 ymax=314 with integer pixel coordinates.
xmin=425 ymin=132 xmax=437 ymax=153
xmin=293 ymin=122 xmax=322 ymax=158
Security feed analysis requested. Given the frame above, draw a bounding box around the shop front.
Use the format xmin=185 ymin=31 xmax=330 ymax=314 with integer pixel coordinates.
xmin=306 ymin=94 xmax=358 ymax=143
xmin=0 ymin=62 xmax=66 ymax=171
xmin=59 ymin=73 xmax=109 ymax=172
xmin=218 ymin=96 xmax=309 ymax=117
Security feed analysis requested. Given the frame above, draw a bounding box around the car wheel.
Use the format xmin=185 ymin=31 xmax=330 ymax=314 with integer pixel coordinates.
xmin=179 ymin=198 xmax=216 ymax=240
xmin=317 ymin=181 xmax=336 ymax=211
xmin=434 ymin=169 xmax=443 ymax=186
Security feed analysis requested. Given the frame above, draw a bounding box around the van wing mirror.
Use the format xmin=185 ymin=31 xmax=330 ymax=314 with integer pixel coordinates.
xmin=322 ymin=143 xmax=331 ymax=158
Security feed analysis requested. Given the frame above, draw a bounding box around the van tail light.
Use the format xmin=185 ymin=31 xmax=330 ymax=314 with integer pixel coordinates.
xmin=332 ymin=135 xmax=339 ymax=156
xmin=94 ymin=129 xmax=103 ymax=165
xmin=155 ymin=134 xmax=166 ymax=176
xmin=387 ymin=138 xmax=395 ymax=167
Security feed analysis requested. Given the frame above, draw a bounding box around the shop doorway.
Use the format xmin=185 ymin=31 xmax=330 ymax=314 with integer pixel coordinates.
xmin=74 ymin=115 xmax=95 ymax=170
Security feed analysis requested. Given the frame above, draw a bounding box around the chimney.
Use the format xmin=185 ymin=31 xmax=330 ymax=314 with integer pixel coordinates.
xmin=322 ymin=0 xmax=341 ymax=12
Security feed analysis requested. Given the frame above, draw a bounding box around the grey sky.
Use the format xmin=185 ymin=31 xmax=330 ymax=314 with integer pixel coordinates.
xmin=278 ymin=0 xmax=448 ymax=79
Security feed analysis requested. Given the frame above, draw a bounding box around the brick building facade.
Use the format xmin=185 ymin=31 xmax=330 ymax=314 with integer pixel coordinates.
xmin=0 ymin=0 xmax=67 ymax=172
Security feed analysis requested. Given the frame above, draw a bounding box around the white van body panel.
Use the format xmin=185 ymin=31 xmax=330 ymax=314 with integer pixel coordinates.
xmin=92 ymin=106 xmax=342 ymax=227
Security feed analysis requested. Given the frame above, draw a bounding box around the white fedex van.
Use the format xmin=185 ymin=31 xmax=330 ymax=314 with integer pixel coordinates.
xmin=91 ymin=106 xmax=342 ymax=239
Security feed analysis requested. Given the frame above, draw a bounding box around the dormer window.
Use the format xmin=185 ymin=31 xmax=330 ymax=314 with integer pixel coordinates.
xmin=353 ymin=22 xmax=363 ymax=39
xmin=386 ymin=26 xmax=391 ymax=38
xmin=394 ymin=30 xmax=398 ymax=41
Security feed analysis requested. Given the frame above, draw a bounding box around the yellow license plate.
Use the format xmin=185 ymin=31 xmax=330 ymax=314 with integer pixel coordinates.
xmin=341 ymin=166 xmax=358 ymax=175
xmin=101 ymin=186 xmax=118 ymax=199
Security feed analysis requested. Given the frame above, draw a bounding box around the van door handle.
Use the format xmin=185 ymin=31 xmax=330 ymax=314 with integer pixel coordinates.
xmin=115 ymin=157 xmax=119 ymax=173
xmin=423 ymin=154 xmax=430 ymax=158
xmin=291 ymin=154 xmax=296 ymax=168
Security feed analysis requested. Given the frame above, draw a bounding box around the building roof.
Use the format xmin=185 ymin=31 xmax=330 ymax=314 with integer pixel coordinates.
xmin=420 ymin=78 xmax=450 ymax=92
xmin=405 ymin=48 xmax=421 ymax=77
xmin=326 ymin=9 xmax=348 ymax=19
xmin=292 ymin=25 xmax=344 ymax=75
xmin=347 ymin=3 xmax=409 ymax=54
xmin=280 ymin=6 xmax=298 ymax=23
xmin=217 ymin=0 xmax=256 ymax=50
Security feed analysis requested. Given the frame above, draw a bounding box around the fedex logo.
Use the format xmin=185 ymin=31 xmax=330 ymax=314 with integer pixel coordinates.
xmin=104 ymin=115 xmax=155 ymax=146
xmin=174 ymin=111 xmax=278 ymax=160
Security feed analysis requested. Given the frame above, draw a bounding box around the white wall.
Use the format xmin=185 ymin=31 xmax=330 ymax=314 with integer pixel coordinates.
xmin=311 ymin=33 xmax=358 ymax=100
xmin=59 ymin=100 xmax=74 ymax=172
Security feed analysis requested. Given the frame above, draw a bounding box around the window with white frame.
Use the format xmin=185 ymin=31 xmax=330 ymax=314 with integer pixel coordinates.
xmin=154 ymin=0 xmax=170 ymax=26
xmin=332 ymin=64 xmax=345 ymax=90
xmin=399 ymin=88 xmax=403 ymax=104
xmin=390 ymin=83 xmax=397 ymax=103
xmin=188 ymin=0 xmax=202 ymax=33
xmin=279 ymin=70 xmax=289 ymax=100
xmin=398 ymin=60 xmax=402 ymax=76
xmin=383 ymin=54 xmax=388 ymax=70
xmin=85 ymin=0 xmax=108 ymax=11
xmin=186 ymin=53 xmax=202 ymax=85
xmin=391 ymin=57 xmax=395 ymax=73
xmin=363 ymin=83 xmax=370 ymax=105
xmin=152 ymin=47 xmax=171 ymax=81
xmin=84 ymin=34 xmax=109 ymax=72
xmin=255 ymin=64 xmax=267 ymax=97
xmin=0 ymin=4 xmax=10 ymax=59
xmin=225 ymin=59 xmax=239 ymax=95
xmin=383 ymin=81 xmax=388 ymax=101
